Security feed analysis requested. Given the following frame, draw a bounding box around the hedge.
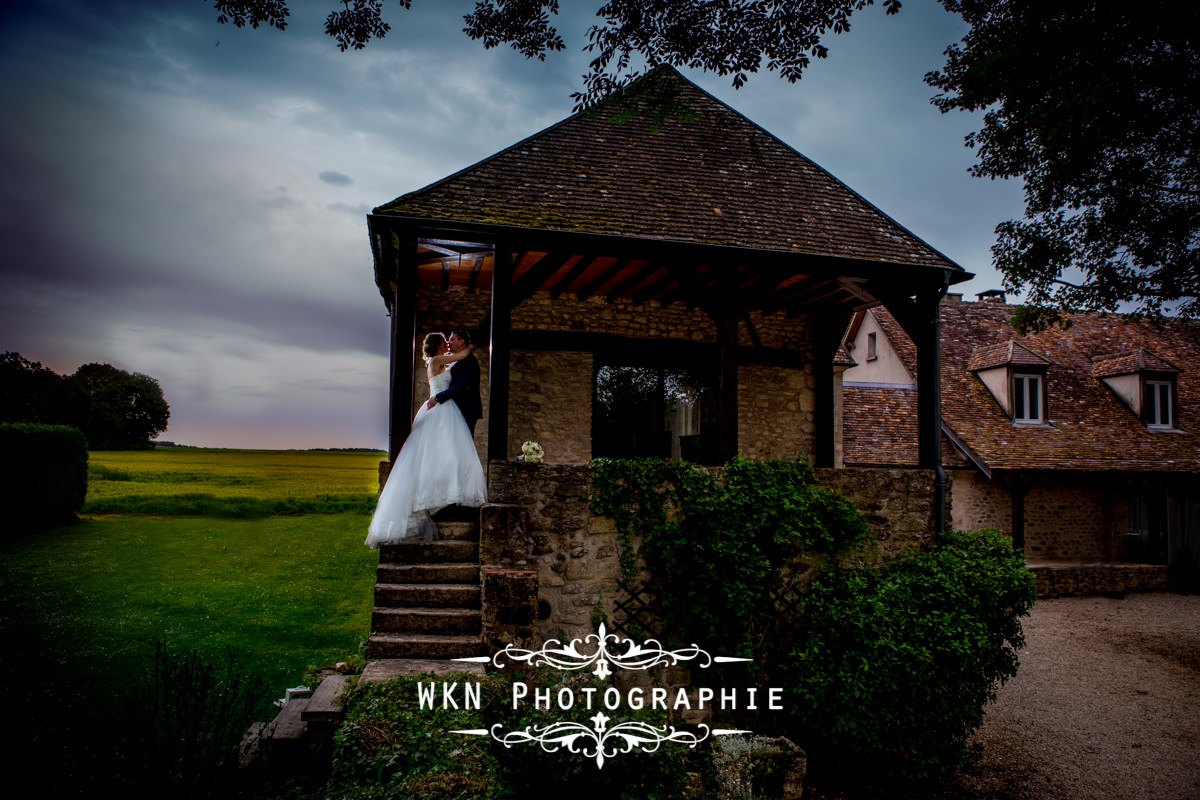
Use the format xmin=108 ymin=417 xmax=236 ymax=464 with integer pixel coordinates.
xmin=0 ymin=422 xmax=88 ymax=530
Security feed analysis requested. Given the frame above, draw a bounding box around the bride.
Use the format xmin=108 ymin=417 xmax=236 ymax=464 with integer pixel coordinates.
xmin=365 ymin=332 xmax=487 ymax=547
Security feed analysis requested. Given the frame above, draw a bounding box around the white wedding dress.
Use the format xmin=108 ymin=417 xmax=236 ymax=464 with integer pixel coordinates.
xmin=365 ymin=369 xmax=487 ymax=547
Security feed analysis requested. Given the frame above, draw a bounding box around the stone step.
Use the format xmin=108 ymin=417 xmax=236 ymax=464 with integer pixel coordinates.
xmin=432 ymin=505 xmax=481 ymax=523
xmin=434 ymin=520 xmax=479 ymax=541
xmin=361 ymin=658 xmax=487 ymax=682
xmin=371 ymin=607 xmax=482 ymax=634
xmin=367 ymin=633 xmax=484 ymax=660
xmin=377 ymin=562 xmax=480 ymax=585
xmin=379 ymin=540 xmax=478 ymax=565
xmin=375 ymin=583 xmax=481 ymax=609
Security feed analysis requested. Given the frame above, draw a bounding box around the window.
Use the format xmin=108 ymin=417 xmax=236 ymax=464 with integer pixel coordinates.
xmin=866 ymin=332 xmax=878 ymax=361
xmin=1145 ymin=380 xmax=1173 ymax=428
xmin=1012 ymin=373 xmax=1043 ymax=423
xmin=592 ymin=365 xmax=713 ymax=462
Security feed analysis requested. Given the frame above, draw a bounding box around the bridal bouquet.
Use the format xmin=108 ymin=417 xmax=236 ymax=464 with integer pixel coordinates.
xmin=521 ymin=441 xmax=544 ymax=463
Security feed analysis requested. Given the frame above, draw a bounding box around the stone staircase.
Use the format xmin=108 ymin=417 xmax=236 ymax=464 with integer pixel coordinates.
xmin=367 ymin=505 xmax=485 ymax=660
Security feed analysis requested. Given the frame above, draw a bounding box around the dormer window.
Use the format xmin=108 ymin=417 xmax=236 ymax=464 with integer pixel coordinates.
xmin=968 ymin=341 xmax=1053 ymax=425
xmin=1013 ymin=373 xmax=1044 ymax=423
xmin=1145 ymin=379 xmax=1174 ymax=429
xmin=1093 ymin=349 xmax=1181 ymax=431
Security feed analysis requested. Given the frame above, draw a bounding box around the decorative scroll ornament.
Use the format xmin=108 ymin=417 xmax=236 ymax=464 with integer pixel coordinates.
xmin=454 ymin=622 xmax=750 ymax=678
xmin=453 ymin=714 xmax=749 ymax=769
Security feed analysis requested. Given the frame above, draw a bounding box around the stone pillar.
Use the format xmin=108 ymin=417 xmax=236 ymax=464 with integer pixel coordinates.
xmin=481 ymin=566 xmax=539 ymax=652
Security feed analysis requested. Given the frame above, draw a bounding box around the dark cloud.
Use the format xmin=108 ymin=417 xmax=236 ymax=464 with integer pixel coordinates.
xmin=319 ymin=171 xmax=353 ymax=186
xmin=0 ymin=0 xmax=1025 ymax=448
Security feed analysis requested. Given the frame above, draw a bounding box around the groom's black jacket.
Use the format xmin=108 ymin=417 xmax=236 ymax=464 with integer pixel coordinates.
xmin=436 ymin=353 xmax=482 ymax=433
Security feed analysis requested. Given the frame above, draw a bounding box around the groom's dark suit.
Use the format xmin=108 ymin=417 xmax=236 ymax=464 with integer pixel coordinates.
xmin=435 ymin=352 xmax=482 ymax=434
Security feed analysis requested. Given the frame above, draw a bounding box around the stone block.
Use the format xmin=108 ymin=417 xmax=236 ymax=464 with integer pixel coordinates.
xmin=482 ymin=567 xmax=538 ymax=651
xmin=480 ymin=503 xmax=534 ymax=568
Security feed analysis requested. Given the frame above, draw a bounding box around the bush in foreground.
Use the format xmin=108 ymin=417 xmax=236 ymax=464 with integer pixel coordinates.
xmin=784 ymin=528 xmax=1036 ymax=789
xmin=0 ymin=422 xmax=88 ymax=530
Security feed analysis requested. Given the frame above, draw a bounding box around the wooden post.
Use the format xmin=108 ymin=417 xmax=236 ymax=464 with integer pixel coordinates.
xmin=814 ymin=309 xmax=850 ymax=468
xmin=715 ymin=266 xmax=739 ymax=464
xmin=488 ymin=246 xmax=513 ymax=462
xmin=882 ymin=279 xmax=949 ymax=532
xmin=914 ymin=286 xmax=948 ymax=532
xmin=388 ymin=231 xmax=419 ymax=464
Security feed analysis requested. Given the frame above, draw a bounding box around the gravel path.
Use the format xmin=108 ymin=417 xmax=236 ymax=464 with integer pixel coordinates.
xmin=931 ymin=593 xmax=1200 ymax=800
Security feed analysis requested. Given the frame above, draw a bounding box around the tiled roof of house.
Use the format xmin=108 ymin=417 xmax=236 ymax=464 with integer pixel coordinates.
xmin=1092 ymin=348 xmax=1181 ymax=378
xmin=841 ymin=385 xmax=968 ymax=467
xmin=375 ymin=66 xmax=959 ymax=270
xmin=845 ymin=301 xmax=1200 ymax=472
xmin=967 ymin=340 xmax=1052 ymax=372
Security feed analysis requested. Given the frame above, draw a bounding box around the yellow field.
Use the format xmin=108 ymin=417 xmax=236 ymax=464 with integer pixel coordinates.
xmin=84 ymin=448 xmax=386 ymax=515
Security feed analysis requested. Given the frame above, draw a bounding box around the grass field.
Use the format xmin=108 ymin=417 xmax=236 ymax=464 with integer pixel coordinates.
xmin=84 ymin=448 xmax=385 ymax=516
xmin=2 ymin=449 xmax=384 ymax=727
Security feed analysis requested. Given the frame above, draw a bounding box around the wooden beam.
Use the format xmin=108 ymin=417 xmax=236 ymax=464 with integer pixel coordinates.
xmin=389 ymin=232 xmax=419 ymax=464
xmin=631 ymin=271 xmax=677 ymax=305
xmin=760 ymin=278 xmax=838 ymax=315
xmin=550 ymin=254 xmax=599 ymax=299
xmin=371 ymin=214 xmax=969 ymax=288
xmin=577 ymin=256 xmax=632 ymax=300
xmin=785 ymin=291 xmax=857 ymax=319
xmin=661 ymin=262 xmax=721 ymax=315
xmin=813 ymin=307 xmax=853 ymax=468
xmin=714 ymin=266 xmax=739 ymax=464
xmin=510 ymin=251 xmax=574 ymax=308
xmin=468 ymin=254 xmax=484 ymax=293
xmin=488 ymin=246 xmax=514 ymax=462
xmin=605 ymin=262 xmax=660 ymax=302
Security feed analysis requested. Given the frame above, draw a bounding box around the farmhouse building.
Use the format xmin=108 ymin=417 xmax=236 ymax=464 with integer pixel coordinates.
xmin=842 ymin=294 xmax=1200 ymax=589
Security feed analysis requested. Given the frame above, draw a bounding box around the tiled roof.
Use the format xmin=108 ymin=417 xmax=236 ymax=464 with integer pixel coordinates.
xmin=1092 ymin=348 xmax=1181 ymax=377
xmin=376 ymin=66 xmax=959 ymax=270
xmin=845 ymin=302 xmax=1200 ymax=472
xmin=833 ymin=344 xmax=856 ymax=368
xmin=967 ymin=340 xmax=1052 ymax=372
xmin=841 ymin=385 xmax=968 ymax=467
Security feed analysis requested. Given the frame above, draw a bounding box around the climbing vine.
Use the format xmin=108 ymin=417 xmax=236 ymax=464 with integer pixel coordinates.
xmin=589 ymin=456 xmax=872 ymax=659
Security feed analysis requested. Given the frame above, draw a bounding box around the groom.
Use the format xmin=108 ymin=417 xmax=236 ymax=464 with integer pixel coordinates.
xmin=426 ymin=329 xmax=482 ymax=434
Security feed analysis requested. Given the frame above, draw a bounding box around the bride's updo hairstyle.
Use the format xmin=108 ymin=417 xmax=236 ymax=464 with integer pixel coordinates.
xmin=422 ymin=332 xmax=446 ymax=359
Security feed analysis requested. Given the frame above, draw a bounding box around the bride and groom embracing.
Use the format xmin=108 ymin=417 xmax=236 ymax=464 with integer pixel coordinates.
xmin=364 ymin=329 xmax=487 ymax=547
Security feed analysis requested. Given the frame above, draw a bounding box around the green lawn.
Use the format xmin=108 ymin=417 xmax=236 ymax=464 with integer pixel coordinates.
xmin=2 ymin=449 xmax=383 ymax=723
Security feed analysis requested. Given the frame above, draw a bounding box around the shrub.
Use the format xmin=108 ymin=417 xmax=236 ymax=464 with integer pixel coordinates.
xmin=330 ymin=674 xmax=509 ymax=800
xmin=783 ymin=528 xmax=1036 ymax=788
xmin=329 ymin=669 xmax=694 ymax=800
xmin=0 ymin=422 xmax=88 ymax=529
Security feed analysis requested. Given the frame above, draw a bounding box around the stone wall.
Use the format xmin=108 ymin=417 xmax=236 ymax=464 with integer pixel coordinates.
xmin=1030 ymin=563 xmax=1173 ymax=598
xmin=508 ymin=349 xmax=593 ymax=464
xmin=410 ymin=288 xmax=822 ymax=464
xmin=814 ymin=467 xmax=945 ymax=559
xmin=951 ymin=469 xmax=1130 ymax=562
xmin=485 ymin=462 xmax=944 ymax=642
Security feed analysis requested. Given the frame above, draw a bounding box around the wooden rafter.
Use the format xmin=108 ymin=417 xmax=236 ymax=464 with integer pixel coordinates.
xmin=510 ymin=251 xmax=574 ymax=308
xmin=631 ymin=271 xmax=678 ymax=305
xmin=577 ymin=256 xmax=633 ymax=300
xmin=605 ymin=262 xmax=660 ymax=302
xmin=468 ymin=254 xmax=484 ymax=293
xmin=551 ymin=255 xmax=599 ymax=299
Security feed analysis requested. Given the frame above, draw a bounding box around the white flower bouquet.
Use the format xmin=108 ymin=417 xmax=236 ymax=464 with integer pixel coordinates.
xmin=521 ymin=440 xmax=544 ymax=463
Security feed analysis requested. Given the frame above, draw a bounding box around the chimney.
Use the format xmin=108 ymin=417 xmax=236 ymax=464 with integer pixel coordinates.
xmin=976 ymin=290 xmax=1006 ymax=303
xmin=944 ymin=293 xmax=963 ymax=303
